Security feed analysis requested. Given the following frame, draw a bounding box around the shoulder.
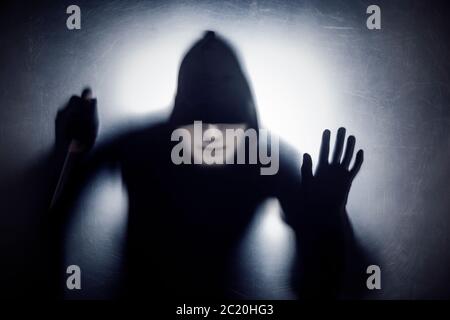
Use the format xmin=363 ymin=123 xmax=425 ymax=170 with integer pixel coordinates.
xmin=259 ymin=130 xmax=302 ymax=177
xmin=256 ymin=130 xmax=302 ymax=198
xmin=91 ymin=120 xmax=171 ymax=161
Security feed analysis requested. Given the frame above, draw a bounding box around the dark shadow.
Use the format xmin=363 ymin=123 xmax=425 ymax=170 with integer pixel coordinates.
xmin=54 ymin=31 xmax=370 ymax=299
xmin=0 ymin=90 xmax=98 ymax=299
xmin=0 ymin=149 xmax=55 ymax=299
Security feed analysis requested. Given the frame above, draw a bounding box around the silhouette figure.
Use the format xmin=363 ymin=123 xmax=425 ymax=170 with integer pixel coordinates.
xmin=54 ymin=31 xmax=367 ymax=299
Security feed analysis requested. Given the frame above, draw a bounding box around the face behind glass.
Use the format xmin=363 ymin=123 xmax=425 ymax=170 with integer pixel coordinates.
xmin=180 ymin=123 xmax=247 ymax=165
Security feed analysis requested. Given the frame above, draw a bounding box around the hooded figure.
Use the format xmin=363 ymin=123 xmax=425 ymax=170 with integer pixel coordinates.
xmin=170 ymin=31 xmax=258 ymax=130
xmin=60 ymin=31 xmax=367 ymax=300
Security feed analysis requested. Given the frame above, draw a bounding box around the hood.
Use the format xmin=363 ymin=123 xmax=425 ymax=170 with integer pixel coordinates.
xmin=170 ymin=31 xmax=259 ymax=130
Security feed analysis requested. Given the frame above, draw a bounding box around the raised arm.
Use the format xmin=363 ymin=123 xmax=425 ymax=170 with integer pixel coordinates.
xmin=285 ymin=128 xmax=365 ymax=299
xmin=47 ymin=89 xmax=119 ymax=298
